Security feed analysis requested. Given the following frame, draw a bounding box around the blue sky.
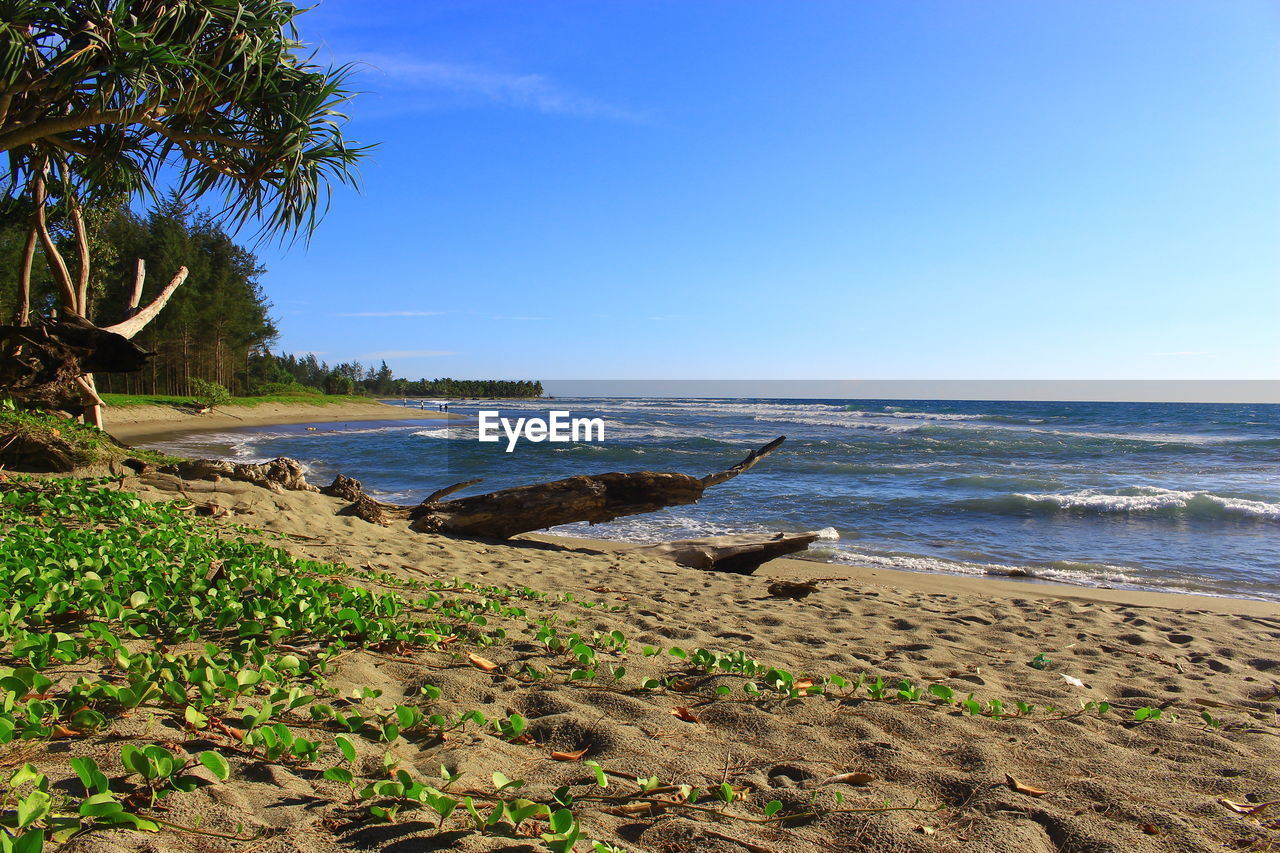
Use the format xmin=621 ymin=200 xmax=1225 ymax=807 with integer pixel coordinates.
xmin=252 ymin=0 xmax=1279 ymax=381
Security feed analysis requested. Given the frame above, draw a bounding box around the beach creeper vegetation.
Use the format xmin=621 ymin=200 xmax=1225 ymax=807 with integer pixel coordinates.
xmin=0 ymin=477 xmax=1220 ymax=851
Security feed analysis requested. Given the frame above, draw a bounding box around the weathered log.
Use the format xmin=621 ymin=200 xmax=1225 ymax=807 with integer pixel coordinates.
xmin=628 ymin=531 xmax=821 ymax=574
xmin=0 ymin=315 xmax=151 ymax=413
xmin=407 ymin=437 xmax=786 ymax=539
xmin=164 ymin=457 xmax=318 ymax=493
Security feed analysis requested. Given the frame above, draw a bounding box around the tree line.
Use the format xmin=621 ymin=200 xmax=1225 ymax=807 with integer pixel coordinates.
xmin=248 ymin=352 xmax=543 ymax=399
xmin=1 ymin=197 xmax=543 ymax=400
xmin=2 ymin=197 xmax=276 ymax=397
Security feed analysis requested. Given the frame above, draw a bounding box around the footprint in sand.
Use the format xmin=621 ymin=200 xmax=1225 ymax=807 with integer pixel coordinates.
xmin=766 ymin=765 xmax=814 ymax=787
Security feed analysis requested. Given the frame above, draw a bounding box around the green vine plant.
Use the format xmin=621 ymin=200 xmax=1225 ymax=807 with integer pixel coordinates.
xmin=0 ymin=478 xmax=1234 ymax=851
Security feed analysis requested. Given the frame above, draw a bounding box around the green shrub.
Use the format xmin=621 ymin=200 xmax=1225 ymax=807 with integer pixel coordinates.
xmin=189 ymin=378 xmax=232 ymax=408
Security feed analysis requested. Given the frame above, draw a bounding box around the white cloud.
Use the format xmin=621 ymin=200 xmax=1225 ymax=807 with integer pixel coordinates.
xmin=337 ymin=310 xmax=441 ymax=317
xmin=359 ymin=350 xmax=456 ymax=359
xmin=358 ymin=55 xmax=639 ymax=121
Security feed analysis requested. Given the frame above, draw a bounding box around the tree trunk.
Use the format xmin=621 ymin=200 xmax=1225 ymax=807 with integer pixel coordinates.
xmin=31 ymin=170 xmax=77 ymax=312
xmin=15 ymin=227 xmax=36 ymax=326
xmin=0 ymin=316 xmax=150 ymax=412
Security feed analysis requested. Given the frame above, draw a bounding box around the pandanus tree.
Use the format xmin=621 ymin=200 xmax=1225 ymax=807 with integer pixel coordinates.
xmin=0 ymin=0 xmax=368 ymax=426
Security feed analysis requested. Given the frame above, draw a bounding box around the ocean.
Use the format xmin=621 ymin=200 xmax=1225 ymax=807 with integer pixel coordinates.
xmin=149 ymin=398 xmax=1280 ymax=602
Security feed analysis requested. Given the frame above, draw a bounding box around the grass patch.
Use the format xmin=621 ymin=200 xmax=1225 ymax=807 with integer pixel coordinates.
xmin=0 ymin=409 xmax=181 ymax=468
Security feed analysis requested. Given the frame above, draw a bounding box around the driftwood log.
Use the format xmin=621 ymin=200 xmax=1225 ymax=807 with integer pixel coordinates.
xmin=0 ymin=316 xmax=150 ymax=413
xmin=627 ymin=532 xmax=821 ymax=574
xmin=145 ymin=438 xmax=813 ymax=570
xmin=312 ymin=438 xmax=787 ymax=541
xmin=406 ymin=437 xmax=787 ymax=539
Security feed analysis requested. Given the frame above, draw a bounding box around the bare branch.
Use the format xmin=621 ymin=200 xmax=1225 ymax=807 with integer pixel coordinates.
xmin=701 ymin=436 xmax=787 ymax=487
xmin=421 ymin=479 xmax=483 ymax=505
xmin=102 ymin=267 xmax=189 ymax=340
xmin=126 ymin=259 xmax=145 ymax=315
xmin=0 ymin=108 xmax=138 ymax=153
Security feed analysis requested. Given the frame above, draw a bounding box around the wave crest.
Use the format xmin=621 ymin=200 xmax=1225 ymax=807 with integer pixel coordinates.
xmin=997 ymin=488 xmax=1280 ymax=521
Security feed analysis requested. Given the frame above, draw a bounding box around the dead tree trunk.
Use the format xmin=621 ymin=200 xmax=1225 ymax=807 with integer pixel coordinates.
xmin=405 ymin=437 xmax=786 ymax=539
xmin=0 ymin=316 xmax=151 ymax=413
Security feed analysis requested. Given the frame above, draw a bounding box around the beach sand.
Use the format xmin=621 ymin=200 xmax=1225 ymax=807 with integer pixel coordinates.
xmin=105 ymin=400 xmax=450 ymax=444
xmin=41 ymin=471 xmax=1274 ymax=853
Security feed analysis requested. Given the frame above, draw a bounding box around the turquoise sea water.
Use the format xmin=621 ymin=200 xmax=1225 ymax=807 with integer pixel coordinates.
xmin=149 ymin=398 xmax=1280 ymax=601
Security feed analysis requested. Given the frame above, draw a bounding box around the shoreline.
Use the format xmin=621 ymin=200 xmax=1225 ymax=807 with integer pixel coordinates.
xmin=106 ymin=399 xmax=458 ymax=443
xmin=110 ymin=413 xmax=1278 ymax=611
xmin=528 ymin=533 xmax=1280 ymax=617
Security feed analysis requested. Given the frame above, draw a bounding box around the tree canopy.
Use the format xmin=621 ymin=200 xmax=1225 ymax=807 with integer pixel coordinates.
xmin=0 ymin=1 xmax=369 ymax=425
xmin=0 ymin=0 xmax=368 ymax=240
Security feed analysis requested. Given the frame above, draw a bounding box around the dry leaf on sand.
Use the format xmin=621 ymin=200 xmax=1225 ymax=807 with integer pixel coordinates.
xmin=670 ymin=706 xmax=700 ymax=723
xmin=1220 ymin=798 xmax=1279 ymax=815
xmin=549 ymin=747 xmax=589 ymax=761
xmin=1006 ymin=774 xmax=1048 ymax=797
xmin=823 ymin=772 xmax=875 ymax=786
xmin=467 ymin=653 xmax=499 ymax=672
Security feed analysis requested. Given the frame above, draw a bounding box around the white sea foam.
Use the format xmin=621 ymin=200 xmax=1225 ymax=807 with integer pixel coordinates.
xmin=412 ymin=428 xmax=451 ymax=439
xmin=827 ymin=549 xmax=1144 ymax=588
xmin=1013 ymin=488 xmax=1280 ymax=520
xmin=552 ymin=513 xmax=772 ymax=544
xmin=814 ymin=526 xmax=841 ymax=540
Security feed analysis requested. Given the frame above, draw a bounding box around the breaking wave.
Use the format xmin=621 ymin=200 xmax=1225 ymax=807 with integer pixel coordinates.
xmin=971 ymin=488 xmax=1280 ymax=521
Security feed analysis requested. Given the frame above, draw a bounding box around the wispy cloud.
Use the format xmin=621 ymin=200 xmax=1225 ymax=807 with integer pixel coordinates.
xmin=337 ymin=310 xmax=441 ymax=318
xmin=358 ymin=55 xmax=639 ymax=121
xmin=359 ymin=350 xmax=456 ymax=359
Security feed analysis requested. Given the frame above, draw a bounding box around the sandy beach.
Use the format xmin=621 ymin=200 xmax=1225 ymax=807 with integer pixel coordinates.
xmin=44 ymin=469 xmax=1276 ymax=853
xmin=105 ymin=400 xmax=451 ymax=444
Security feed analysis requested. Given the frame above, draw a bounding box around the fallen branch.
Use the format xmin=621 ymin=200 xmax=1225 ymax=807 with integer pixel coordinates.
xmin=407 ymin=437 xmax=787 ymax=539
